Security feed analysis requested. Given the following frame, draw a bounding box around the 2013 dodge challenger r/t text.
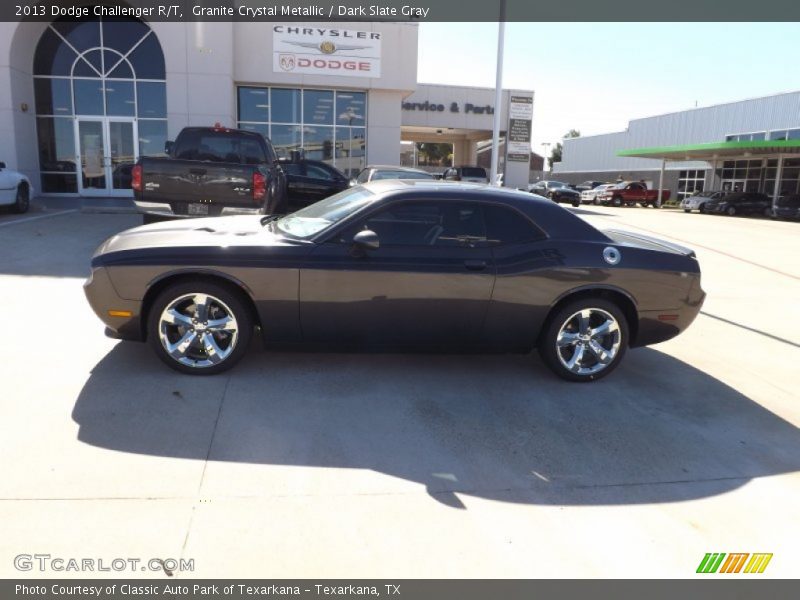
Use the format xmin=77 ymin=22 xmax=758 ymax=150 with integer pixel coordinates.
xmin=84 ymin=181 xmax=705 ymax=382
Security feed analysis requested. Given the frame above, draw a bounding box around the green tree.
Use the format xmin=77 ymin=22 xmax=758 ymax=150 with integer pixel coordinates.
xmin=548 ymin=129 xmax=580 ymax=170
xmin=415 ymin=142 xmax=453 ymax=167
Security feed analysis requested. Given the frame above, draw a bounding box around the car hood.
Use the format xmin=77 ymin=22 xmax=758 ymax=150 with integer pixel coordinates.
xmin=94 ymin=216 xmax=301 ymax=257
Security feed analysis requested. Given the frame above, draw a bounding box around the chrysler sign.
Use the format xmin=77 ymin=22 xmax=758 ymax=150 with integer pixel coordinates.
xmin=273 ymin=26 xmax=382 ymax=78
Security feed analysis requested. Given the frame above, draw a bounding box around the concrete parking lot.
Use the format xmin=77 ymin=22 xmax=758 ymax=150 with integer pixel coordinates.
xmin=0 ymin=202 xmax=798 ymax=578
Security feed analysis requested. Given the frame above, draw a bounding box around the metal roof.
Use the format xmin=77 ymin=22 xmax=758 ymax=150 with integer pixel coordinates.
xmin=618 ymin=139 xmax=800 ymax=161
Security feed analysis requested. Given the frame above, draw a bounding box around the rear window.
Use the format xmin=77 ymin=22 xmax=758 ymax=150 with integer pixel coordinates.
xmin=460 ymin=167 xmax=487 ymax=178
xmin=372 ymin=170 xmax=434 ymax=181
xmin=174 ymin=130 xmax=267 ymax=164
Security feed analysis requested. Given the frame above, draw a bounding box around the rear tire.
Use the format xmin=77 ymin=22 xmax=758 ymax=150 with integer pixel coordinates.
xmin=12 ymin=183 xmax=29 ymax=214
xmin=539 ymin=298 xmax=629 ymax=382
xmin=147 ymin=281 xmax=253 ymax=375
xmin=726 ymin=206 xmax=737 ymax=216
xmin=612 ymin=196 xmax=622 ymax=207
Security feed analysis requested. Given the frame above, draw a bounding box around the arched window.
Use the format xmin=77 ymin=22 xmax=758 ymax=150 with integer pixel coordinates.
xmin=33 ymin=17 xmax=167 ymax=193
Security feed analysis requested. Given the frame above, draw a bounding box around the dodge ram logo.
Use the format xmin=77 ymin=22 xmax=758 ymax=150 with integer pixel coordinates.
xmin=279 ymin=54 xmax=296 ymax=71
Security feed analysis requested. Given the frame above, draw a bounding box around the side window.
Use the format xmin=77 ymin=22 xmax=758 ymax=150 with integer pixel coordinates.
xmin=484 ymin=205 xmax=545 ymax=245
xmin=356 ymin=169 xmax=371 ymax=184
xmin=344 ymin=202 xmax=487 ymax=247
xmin=281 ymin=163 xmax=303 ymax=176
xmin=306 ymin=164 xmax=334 ymax=180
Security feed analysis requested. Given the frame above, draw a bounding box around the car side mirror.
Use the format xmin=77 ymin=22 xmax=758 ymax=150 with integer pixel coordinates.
xmin=352 ymin=229 xmax=380 ymax=251
xmin=164 ymin=141 xmax=174 ymax=156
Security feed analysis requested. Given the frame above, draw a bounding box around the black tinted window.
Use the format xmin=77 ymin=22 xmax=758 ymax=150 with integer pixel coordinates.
xmin=175 ymin=131 xmax=266 ymax=164
xmin=460 ymin=167 xmax=487 ymax=178
xmin=306 ymin=164 xmax=335 ymax=180
xmin=353 ymin=202 xmax=486 ymax=247
xmin=484 ymin=206 xmax=544 ymax=244
xmin=281 ymin=163 xmax=303 ymax=176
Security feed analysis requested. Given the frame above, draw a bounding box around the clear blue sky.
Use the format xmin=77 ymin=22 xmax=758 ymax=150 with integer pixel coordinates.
xmin=417 ymin=22 xmax=800 ymax=157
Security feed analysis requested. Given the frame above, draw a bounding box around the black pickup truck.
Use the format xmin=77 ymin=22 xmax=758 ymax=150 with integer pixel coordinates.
xmin=132 ymin=125 xmax=287 ymax=223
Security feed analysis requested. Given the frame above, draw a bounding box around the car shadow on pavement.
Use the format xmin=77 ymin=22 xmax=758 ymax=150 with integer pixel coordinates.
xmin=72 ymin=343 xmax=800 ymax=509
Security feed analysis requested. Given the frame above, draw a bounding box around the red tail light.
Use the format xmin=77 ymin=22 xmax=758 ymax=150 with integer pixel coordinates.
xmin=131 ymin=164 xmax=142 ymax=192
xmin=253 ymin=172 xmax=266 ymax=202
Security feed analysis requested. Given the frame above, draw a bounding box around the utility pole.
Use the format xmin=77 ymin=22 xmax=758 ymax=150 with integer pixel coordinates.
xmin=490 ymin=0 xmax=506 ymax=186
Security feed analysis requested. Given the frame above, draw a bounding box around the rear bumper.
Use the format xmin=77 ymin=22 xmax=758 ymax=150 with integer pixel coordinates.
xmin=633 ymin=275 xmax=705 ymax=347
xmin=134 ymin=200 xmax=263 ymax=218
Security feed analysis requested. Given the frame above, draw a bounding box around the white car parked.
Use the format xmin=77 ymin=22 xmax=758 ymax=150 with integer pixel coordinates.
xmin=0 ymin=162 xmax=33 ymax=213
xmin=580 ymin=183 xmax=615 ymax=204
xmin=680 ymin=190 xmax=725 ymax=213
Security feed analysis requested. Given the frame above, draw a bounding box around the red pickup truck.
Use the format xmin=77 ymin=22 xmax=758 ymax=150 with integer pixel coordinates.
xmin=597 ymin=181 xmax=670 ymax=207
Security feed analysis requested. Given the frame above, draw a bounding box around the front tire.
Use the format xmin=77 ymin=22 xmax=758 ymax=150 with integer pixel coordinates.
xmin=726 ymin=206 xmax=737 ymax=216
xmin=539 ymin=298 xmax=628 ymax=382
xmin=147 ymin=281 xmax=253 ymax=375
xmin=12 ymin=183 xmax=29 ymax=214
xmin=612 ymin=196 xmax=622 ymax=207
xmin=684 ymin=208 xmax=691 ymax=213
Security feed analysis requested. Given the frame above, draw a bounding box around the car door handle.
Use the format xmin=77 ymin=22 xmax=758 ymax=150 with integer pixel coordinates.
xmin=464 ymin=259 xmax=487 ymax=271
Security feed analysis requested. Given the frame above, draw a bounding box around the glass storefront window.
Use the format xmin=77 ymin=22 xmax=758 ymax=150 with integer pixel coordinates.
xmin=105 ymin=80 xmax=135 ymax=116
xmin=34 ymin=78 xmax=73 ymax=116
xmin=138 ymin=120 xmax=169 ymax=157
xmin=238 ymin=122 xmax=269 ymax=138
xmin=304 ymin=90 xmax=335 ymax=125
xmin=303 ymin=126 xmax=334 ymax=162
xmin=73 ymin=79 xmax=104 ymax=115
xmin=272 ymin=88 xmax=301 ymax=123
xmin=34 ymin=16 xmax=166 ymax=194
xmin=136 ymin=81 xmax=166 ymax=118
xmin=239 ymin=87 xmax=269 ymax=122
xmin=270 ymin=124 xmax=302 ymax=157
xmin=37 ymin=117 xmax=76 ymax=173
xmin=336 ymin=92 xmax=366 ymax=125
xmin=677 ymin=169 xmax=705 ymax=200
xmin=237 ymin=87 xmax=367 ymax=170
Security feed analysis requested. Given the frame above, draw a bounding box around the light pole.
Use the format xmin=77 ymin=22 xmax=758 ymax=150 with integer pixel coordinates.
xmin=490 ymin=0 xmax=506 ymax=186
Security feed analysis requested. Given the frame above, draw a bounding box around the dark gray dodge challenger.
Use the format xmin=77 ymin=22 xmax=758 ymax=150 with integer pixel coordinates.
xmin=85 ymin=181 xmax=705 ymax=382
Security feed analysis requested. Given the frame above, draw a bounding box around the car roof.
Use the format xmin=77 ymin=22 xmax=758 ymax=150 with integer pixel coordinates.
xmin=365 ymin=165 xmax=432 ymax=174
xmin=356 ymin=180 xmax=609 ymax=242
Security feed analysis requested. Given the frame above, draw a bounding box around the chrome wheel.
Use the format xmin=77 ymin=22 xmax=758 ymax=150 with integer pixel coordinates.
xmin=555 ymin=308 xmax=621 ymax=376
xmin=157 ymin=293 xmax=239 ymax=368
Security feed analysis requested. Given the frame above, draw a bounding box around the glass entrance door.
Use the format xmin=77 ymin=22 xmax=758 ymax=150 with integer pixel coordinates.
xmin=76 ymin=118 xmax=137 ymax=197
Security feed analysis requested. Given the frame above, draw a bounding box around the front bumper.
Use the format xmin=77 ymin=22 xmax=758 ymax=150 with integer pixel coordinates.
xmin=84 ymin=267 xmax=144 ymax=341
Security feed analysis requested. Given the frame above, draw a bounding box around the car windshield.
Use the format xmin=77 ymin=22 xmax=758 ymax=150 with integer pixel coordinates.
xmin=275 ymin=187 xmax=375 ymax=239
xmin=547 ymin=181 xmax=567 ymax=188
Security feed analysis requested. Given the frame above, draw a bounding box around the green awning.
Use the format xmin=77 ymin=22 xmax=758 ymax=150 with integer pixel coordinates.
xmin=617 ymin=139 xmax=800 ymax=160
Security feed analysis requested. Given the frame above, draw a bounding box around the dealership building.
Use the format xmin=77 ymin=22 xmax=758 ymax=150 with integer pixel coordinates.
xmin=0 ymin=16 xmax=534 ymax=198
xmin=553 ymin=91 xmax=800 ymax=206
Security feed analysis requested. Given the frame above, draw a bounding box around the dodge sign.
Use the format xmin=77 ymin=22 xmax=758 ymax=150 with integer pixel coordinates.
xmin=273 ymin=26 xmax=382 ymax=78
